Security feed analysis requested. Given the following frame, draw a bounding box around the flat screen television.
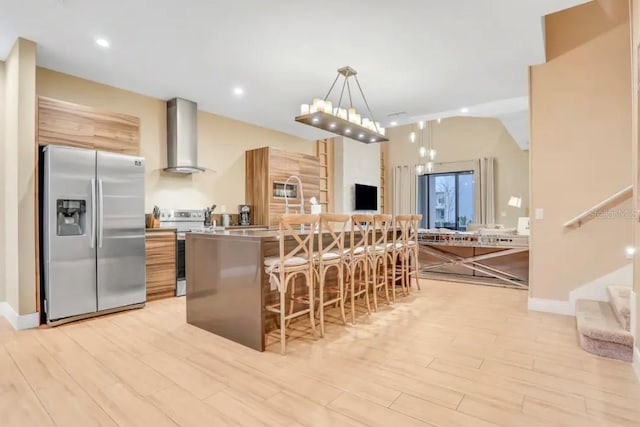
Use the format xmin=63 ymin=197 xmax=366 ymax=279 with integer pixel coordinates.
xmin=355 ymin=184 xmax=378 ymax=211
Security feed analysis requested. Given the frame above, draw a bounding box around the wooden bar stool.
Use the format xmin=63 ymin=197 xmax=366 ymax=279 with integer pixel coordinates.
xmin=312 ymin=213 xmax=350 ymax=337
xmin=344 ymin=214 xmax=374 ymax=324
xmin=406 ymin=214 xmax=423 ymax=291
xmin=387 ymin=215 xmax=412 ymax=301
xmin=370 ymin=214 xmax=392 ymax=311
xmin=264 ymin=214 xmax=319 ymax=354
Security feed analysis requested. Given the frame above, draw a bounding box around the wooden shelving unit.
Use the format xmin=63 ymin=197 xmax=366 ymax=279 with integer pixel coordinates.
xmin=380 ymin=142 xmax=387 ymax=213
xmin=315 ymin=138 xmax=334 ymax=214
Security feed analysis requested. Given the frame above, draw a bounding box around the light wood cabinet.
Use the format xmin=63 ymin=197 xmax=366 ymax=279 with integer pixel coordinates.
xmin=37 ymin=96 xmax=140 ymax=155
xmin=145 ymin=230 xmax=176 ymax=301
xmin=246 ymin=147 xmax=321 ymax=227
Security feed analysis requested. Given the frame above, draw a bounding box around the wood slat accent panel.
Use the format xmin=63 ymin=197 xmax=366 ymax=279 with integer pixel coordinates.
xmin=315 ymin=138 xmax=334 ymax=213
xmin=37 ymin=96 xmax=140 ymax=155
xmin=145 ymin=230 xmax=176 ymax=301
xmin=246 ymin=147 xmax=321 ymax=227
xmin=245 ymin=147 xmax=270 ymax=227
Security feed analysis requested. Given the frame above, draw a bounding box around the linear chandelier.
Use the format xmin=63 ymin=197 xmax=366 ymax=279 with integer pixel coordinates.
xmin=295 ymin=66 xmax=388 ymax=143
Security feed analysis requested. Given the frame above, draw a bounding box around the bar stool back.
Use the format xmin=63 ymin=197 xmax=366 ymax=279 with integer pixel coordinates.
xmin=388 ymin=215 xmax=412 ymax=300
xmin=264 ymin=214 xmax=319 ymax=354
xmin=346 ymin=214 xmax=374 ymax=324
xmin=314 ymin=213 xmax=350 ymax=336
xmin=370 ymin=214 xmax=392 ymax=310
xmin=407 ymin=214 xmax=423 ymax=291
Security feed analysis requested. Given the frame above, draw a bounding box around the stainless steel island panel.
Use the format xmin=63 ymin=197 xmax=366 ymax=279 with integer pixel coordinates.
xmin=185 ymin=233 xmax=265 ymax=351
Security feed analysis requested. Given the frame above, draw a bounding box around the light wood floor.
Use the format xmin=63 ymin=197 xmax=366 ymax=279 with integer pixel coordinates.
xmin=1 ymin=280 xmax=639 ymax=427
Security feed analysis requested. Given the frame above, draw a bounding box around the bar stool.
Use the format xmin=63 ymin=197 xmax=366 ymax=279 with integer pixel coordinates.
xmin=264 ymin=214 xmax=319 ymax=354
xmin=344 ymin=214 xmax=373 ymax=324
xmin=406 ymin=214 xmax=423 ymax=291
xmin=311 ymin=213 xmax=350 ymax=337
xmin=387 ymin=215 xmax=412 ymax=301
xmin=370 ymin=214 xmax=392 ymax=311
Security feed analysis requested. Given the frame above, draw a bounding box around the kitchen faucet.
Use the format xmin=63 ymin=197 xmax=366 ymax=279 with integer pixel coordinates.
xmin=283 ymin=175 xmax=304 ymax=214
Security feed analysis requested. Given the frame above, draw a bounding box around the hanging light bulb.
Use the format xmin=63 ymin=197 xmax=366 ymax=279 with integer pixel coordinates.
xmin=415 ymin=164 xmax=424 ymax=174
xmin=429 ymin=148 xmax=437 ymax=160
xmin=409 ymin=131 xmax=416 ymax=143
xmin=419 ymin=146 xmax=427 ymax=158
xmin=426 ymin=162 xmax=434 ymax=173
xmin=418 ymin=120 xmax=425 ymax=130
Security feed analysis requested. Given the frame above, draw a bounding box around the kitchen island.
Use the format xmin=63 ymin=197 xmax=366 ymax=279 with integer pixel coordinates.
xmin=185 ymin=229 xmax=313 ymax=351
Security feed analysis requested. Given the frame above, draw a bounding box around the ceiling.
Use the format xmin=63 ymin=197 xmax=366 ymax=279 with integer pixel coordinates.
xmin=0 ymin=0 xmax=588 ymax=142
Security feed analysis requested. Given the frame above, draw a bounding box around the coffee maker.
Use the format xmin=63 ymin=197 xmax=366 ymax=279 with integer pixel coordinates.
xmin=239 ymin=204 xmax=251 ymax=226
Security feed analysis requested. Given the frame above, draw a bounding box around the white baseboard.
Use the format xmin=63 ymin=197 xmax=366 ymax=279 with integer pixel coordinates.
xmin=569 ymin=264 xmax=632 ymax=304
xmin=0 ymin=302 xmax=40 ymax=330
xmin=527 ymin=297 xmax=574 ymax=316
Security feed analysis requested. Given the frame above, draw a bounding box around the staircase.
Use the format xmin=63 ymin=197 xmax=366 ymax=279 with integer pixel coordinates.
xmin=576 ymin=285 xmax=633 ymax=362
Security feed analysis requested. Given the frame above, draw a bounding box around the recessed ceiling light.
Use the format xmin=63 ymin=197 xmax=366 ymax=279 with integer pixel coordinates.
xmin=95 ymin=38 xmax=110 ymax=48
xmin=460 ymin=107 xmax=469 ymax=113
xmin=233 ymin=87 xmax=244 ymax=96
xmin=390 ymin=121 xmax=398 ymax=126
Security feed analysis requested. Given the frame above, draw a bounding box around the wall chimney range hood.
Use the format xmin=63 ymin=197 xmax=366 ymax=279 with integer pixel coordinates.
xmin=164 ymin=97 xmax=205 ymax=174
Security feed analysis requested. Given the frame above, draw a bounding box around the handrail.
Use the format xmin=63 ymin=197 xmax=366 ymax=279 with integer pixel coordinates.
xmin=563 ymin=185 xmax=632 ymax=228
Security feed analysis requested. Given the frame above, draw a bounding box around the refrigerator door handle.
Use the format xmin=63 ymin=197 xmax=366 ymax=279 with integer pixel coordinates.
xmin=98 ymin=179 xmax=104 ymax=248
xmin=90 ymin=178 xmax=96 ymax=248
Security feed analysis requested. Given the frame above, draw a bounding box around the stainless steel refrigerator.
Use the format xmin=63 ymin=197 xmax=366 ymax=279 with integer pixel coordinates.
xmin=42 ymin=145 xmax=146 ymax=323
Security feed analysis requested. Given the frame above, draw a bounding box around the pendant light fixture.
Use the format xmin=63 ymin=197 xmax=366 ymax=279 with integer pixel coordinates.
xmin=296 ymin=66 xmax=388 ymax=143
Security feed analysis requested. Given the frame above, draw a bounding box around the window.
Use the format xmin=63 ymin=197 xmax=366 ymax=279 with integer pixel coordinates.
xmin=417 ymin=171 xmax=474 ymax=230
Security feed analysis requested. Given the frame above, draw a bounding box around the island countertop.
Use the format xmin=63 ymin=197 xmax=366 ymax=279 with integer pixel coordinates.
xmin=185 ymin=227 xmax=391 ymax=351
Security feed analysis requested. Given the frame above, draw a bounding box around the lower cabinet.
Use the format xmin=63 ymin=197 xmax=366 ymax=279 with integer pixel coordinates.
xmin=145 ymin=230 xmax=176 ymax=301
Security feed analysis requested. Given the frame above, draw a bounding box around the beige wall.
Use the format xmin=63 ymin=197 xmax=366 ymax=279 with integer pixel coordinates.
xmin=385 ymin=117 xmax=529 ymax=228
xmin=3 ymin=39 xmax=37 ymax=315
xmin=36 ymin=68 xmax=314 ymax=213
xmin=631 ymin=0 xmax=640 ymax=351
xmin=0 ymin=59 xmax=5 ymax=302
xmin=530 ymin=0 xmax=632 ymax=301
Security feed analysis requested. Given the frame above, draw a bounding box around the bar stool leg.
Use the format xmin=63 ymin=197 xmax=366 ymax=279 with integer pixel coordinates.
xmin=319 ymin=266 xmax=325 ymax=338
xmin=307 ymin=270 xmax=317 ymax=337
xmin=279 ymin=280 xmax=287 ymax=355
xmin=371 ymin=257 xmax=378 ymax=312
xmin=382 ymin=257 xmax=390 ymax=305
xmin=350 ymin=262 xmax=357 ymax=325
xmin=338 ymin=264 xmax=347 ymax=325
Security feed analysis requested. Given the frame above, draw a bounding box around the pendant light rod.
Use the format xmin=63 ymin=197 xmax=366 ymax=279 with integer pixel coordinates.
xmin=354 ymin=75 xmax=381 ymax=134
xmin=323 ymin=73 xmax=341 ymax=102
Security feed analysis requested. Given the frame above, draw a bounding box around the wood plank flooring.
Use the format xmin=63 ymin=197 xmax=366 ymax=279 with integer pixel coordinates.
xmin=1 ymin=280 xmax=639 ymax=426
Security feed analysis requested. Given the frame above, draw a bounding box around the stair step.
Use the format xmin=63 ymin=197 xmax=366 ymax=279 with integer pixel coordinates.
xmin=607 ymin=285 xmax=631 ymax=331
xmin=575 ymin=299 xmax=633 ymax=362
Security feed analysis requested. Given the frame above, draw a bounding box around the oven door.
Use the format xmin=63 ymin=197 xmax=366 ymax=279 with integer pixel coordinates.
xmin=175 ymin=232 xmax=186 ymax=296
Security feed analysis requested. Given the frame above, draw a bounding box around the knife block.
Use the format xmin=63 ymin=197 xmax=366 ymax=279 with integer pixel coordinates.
xmin=146 ymin=214 xmax=160 ymax=228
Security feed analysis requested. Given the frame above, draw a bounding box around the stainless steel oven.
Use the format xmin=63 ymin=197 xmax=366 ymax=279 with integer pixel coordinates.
xmin=158 ymin=209 xmax=205 ymax=297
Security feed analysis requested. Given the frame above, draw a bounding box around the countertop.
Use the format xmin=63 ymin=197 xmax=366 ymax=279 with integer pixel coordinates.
xmin=145 ymin=228 xmax=177 ymax=232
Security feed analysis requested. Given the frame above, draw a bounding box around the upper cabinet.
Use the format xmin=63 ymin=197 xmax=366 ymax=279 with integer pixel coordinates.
xmin=37 ymin=96 xmax=140 ymax=155
xmin=245 ymin=147 xmax=321 ymax=227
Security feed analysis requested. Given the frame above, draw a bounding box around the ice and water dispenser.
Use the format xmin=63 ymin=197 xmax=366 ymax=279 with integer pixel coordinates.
xmin=56 ymin=199 xmax=86 ymax=236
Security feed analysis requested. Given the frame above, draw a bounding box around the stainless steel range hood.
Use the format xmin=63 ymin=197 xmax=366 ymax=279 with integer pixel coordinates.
xmin=164 ymin=98 xmax=205 ymax=174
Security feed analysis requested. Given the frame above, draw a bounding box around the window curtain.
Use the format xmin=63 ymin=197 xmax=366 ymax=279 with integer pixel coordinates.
xmin=478 ymin=157 xmax=496 ymax=224
xmin=392 ymin=165 xmax=417 ymax=215
xmin=392 ymin=157 xmax=496 ymax=225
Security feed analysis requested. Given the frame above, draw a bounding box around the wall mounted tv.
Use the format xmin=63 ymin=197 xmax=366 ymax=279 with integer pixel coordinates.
xmin=355 ymin=184 xmax=378 ymax=211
